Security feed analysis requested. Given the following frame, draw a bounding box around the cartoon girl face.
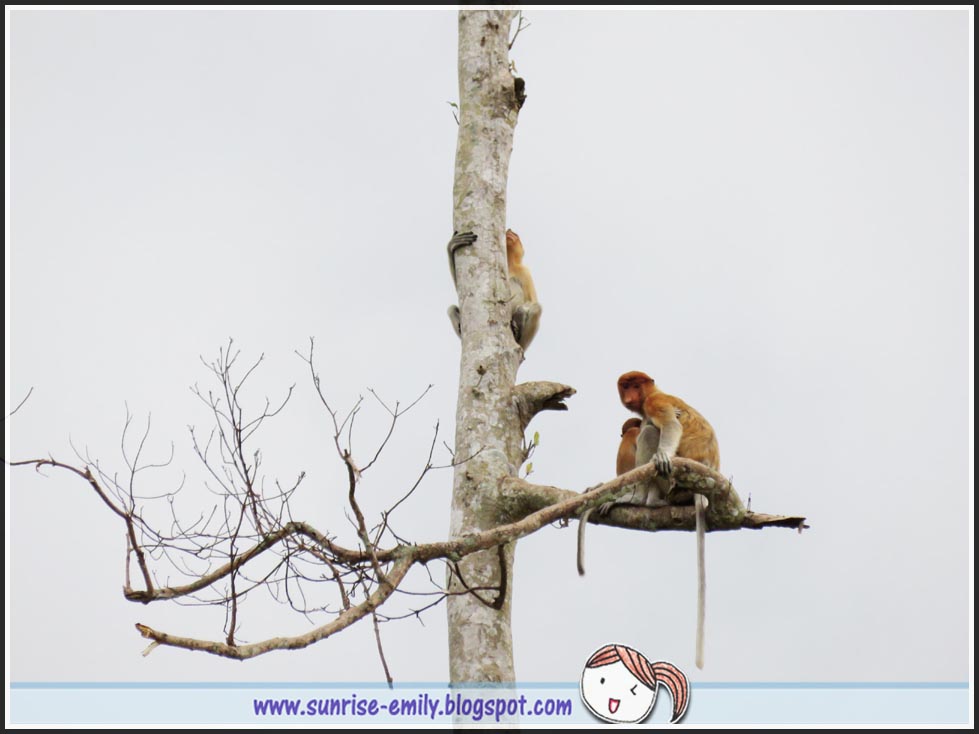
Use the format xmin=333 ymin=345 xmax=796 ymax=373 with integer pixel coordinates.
xmin=580 ymin=658 xmax=657 ymax=724
xmin=579 ymin=644 xmax=689 ymax=725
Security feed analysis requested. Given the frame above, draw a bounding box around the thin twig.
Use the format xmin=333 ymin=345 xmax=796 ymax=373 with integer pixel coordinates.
xmin=5 ymin=386 xmax=34 ymax=420
xmin=371 ymin=611 xmax=394 ymax=688
xmin=508 ymin=10 xmax=529 ymax=50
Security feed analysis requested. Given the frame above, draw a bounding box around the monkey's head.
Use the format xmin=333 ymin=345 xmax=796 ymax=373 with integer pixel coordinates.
xmin=617 ymin=371 xmax=654 ymax=414
xmin=621 ymin=417 xmax=643 ymax=436
xmin=505 ymin=229 xmax=524 ymax=261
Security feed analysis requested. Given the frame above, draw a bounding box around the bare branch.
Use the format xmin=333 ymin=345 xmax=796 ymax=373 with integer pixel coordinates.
xmin=9 ymin=458 xmax=156 ymax=594
xmin=120 ymin=521 xmax=372 ymax=603
xmin=361 ymin=384 xmax=433 ymax=473
xmin=5 ymin=386 xmax=34 ymax=420
xmin=134 ymin=557 xmax=412 ymax=660
xmin=373 ymin=421 xmax=441 ymax=546
xmin=371 ymin=611 xmax=394 ymax=688
xmin=499 ymin=460 xmax=808 ymax=533
xmin=508 ymin=10 xmax=530 ymax=50
xmin=344 ymin=449 xmax=388 ymax=588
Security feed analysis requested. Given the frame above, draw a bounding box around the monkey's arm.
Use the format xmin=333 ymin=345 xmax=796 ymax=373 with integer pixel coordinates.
xmin=634 ymin=421 xmax=660 ymax=467
xmin=447 ymin=231 xmax=477 ymax=338
xmin=447 ymin=231 xmax=477 ymax=287
xmin=634 ymin=420 xmax=671 ymax=508
xmin=644 ymin=400 xmax=683 ymax=475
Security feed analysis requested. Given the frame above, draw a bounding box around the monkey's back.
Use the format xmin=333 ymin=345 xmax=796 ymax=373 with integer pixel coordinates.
xmin=507 ymin=265 xmax=537 ymax=304
xmin=615 ymin=425 xmax=641 ymax=475
xmin=666 ymin=394 xmax=720 ymax=470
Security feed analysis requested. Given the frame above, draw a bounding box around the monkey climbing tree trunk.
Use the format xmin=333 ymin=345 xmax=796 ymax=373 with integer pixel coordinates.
xmin=447 ymin=8 xmax=525 ymax=684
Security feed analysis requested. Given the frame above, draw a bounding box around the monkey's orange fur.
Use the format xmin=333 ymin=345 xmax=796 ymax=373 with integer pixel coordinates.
xmin=617 ymin=371 xmax=720 ymax=470
xmin=616 ymin=418 xmax=642 ymax=476
xmin=506 ymin=229 xmax=537 ymax=303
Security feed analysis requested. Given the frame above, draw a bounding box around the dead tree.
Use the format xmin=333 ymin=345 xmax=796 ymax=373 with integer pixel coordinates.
xmin=8 ymin=9 xmax=806 ymax=683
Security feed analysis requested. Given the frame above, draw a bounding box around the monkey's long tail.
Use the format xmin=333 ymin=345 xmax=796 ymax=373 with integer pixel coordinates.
xmin=576 ymin=508 xmax=594 ymax=576
xmin=695 ymin=493 xmax=707 ymax=669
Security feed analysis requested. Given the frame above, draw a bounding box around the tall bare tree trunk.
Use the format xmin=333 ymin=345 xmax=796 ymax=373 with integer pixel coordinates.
xmin=447 ymin=8 xmax=525 ymax=684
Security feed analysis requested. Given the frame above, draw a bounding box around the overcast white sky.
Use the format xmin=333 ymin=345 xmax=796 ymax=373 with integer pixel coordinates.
xmin=6 ymin=6 xmax=972 ymax=694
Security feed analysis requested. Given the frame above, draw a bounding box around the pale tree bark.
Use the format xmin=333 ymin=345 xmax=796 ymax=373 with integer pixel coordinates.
xmin=446 ymin=8 xmax=526 ymax=684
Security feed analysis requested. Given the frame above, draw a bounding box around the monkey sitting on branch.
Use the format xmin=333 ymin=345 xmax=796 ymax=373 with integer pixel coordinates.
xmin=578 ymin=371 xmax=719 ymax=670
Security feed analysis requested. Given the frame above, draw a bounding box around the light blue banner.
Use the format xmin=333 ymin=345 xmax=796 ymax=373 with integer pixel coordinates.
xmin=8 ymin=682 xmax=971 ymax=726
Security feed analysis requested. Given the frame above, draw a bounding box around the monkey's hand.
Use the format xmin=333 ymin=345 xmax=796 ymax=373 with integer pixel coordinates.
xmin=448 ymin=231 xmax=478 ymax=250
xmin=452 ymin=231 xmax=476 ymax=240
xmin=447 ymin=231 xmax=478 ymax=282
xmin=652 ymin=450 xmax=674 ymax=476
xmin=447 ymin=231 xmax=478 ymax=288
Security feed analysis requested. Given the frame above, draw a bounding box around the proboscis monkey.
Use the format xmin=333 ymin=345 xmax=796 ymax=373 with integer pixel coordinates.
xmin=447 ymin=229 xmax=542 ymax=350
xmin=615 ymin=417 xmax=643 ymax=476
xmin=617 ymin=370 xmax=719 ymax=669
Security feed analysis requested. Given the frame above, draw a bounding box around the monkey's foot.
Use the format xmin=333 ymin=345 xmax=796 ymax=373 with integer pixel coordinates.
xmin=597 ymin=501 xmax=617 ymax=516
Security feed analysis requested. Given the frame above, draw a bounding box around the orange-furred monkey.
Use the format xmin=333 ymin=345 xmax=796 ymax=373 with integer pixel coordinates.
xmin=447 ymin=229 xmax=542 ymax=350
xmin=617 ymin=370 xmax=719 ymax=669
xmin=615 ymin=417 xmax=643 ymax=476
